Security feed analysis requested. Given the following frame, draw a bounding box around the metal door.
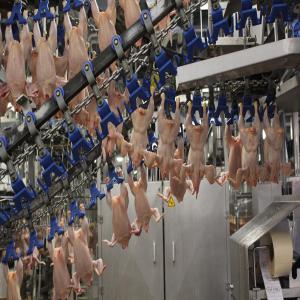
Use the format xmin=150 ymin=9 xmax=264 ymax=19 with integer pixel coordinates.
xmin=101 ymin=182 xmax=164 ymax=300
xmin=164 ymin=180 xmax=229 ymax=300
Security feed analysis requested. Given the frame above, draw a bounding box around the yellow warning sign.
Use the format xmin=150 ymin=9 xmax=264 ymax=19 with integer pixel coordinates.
xmin=168 ymin=196 xmax=175 ymax=208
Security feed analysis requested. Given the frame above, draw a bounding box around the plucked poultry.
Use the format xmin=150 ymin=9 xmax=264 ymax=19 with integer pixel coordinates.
xmin=184 ymin=102 xmax=217 ymax=197
xmin=103 ymin=178 xmax=138 ymax=249
xmin=91 ymin=0 xmax=116 ymax=53
xmin=128 ymin=163 xmax=163 ymax=233
xmin=34 ymin=18 xmax=63 ymax=106
xmin=218 ymin=125 xmax=243 ymax=189
xmin=48 ymin=233 xmax=72 ymax=300
xmin=228 ymin=102 xmax=261 ymax=189
xmin=155 ymin=93 xmax=181 ymax=179
xmin=67 ymin=206 xmax=106 ymax=292
xmin=120 ymin=0 xmax=141 ymax=29
xmin=157 ymin=136 xmax=193 ymax=203
xmin=5 ymin=25 xmax=27 ymax=107
xmin=3 ymin=251 xmax=23 ymax=300
xmin=263 ymin=107 xmax=292 ymax=183
xmin=129 ymin=93 xmax=154 ymax=167
xmin=64 ymin=5 xmax=90 ymax=126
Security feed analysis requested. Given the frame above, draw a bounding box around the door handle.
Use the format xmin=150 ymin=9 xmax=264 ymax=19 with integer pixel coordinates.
xmin=153 ymin=241 xmax=156 ymax=264
xmin=172 ymin=241 xmax=175 ymax=263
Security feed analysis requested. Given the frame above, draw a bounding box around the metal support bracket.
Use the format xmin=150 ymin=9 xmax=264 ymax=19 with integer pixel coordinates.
xmin=33 ymin=0 xmax=54 ymax=21
xmin=106 ymin=160 xmax=124 ymax=191
xmin=267 ymin=0 xmax=291 ymax=24
xmin=6 ymin=0 xmax=27 ymax=25
xmin=214 ymin=94 xmax=231 ymax=126
xmin=63 ymin=0 xmax=84 ymax=13
xmin=209 ymin=0 xmax=233 ymax=44
xmin=236 ymin=0 xmax=260 ymax=30
xmin=191 ymin=90 xmax=203 ymax=125
xmin=175 ymin=0 xmax=207 ymax=63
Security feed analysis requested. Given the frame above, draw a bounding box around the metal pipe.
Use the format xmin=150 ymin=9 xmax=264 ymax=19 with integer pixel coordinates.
xmin=293 ymin=112 xmax=300 ymax=176
xmin=274 ymin=19 xmax=279 ymax=42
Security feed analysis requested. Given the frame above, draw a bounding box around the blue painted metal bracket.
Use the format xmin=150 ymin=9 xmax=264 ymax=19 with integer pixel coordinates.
xmin=127 ymin=159 xmax=134 ymax=175
xmin=125 ymin=73 xmax=151 ymax=114
xmin=208 ymin=4 xmax=233 ymax=43
xmin=48 ymin=216 xmax=64 ymax=241
xmin=111 ymin=35 xmax=151 ymax=114
xmin=33 ymin=0 xmax=54 ymax=21
xmin=191 ymin=91 xmax=203 ymax=126
xmin=236 ymin=0 xmax=260 ymax=30
xmin=0 ymin=134 xmax=36 ymax=215
xmin=89 ymin=182 xmax=105 ymax=209
xmin=39 ymin=150 xmax=67 ymax=188
xmin=68 ymin=200 xmax=85 ymax=225
xmin=11 ymin=176 xmax=36 ymax=214
xmin=6 ymin=1 xmax=27 ymax=25
xmin=2 ymin=240 xmax=20 ymax=264
xmin=214 ymin=94 xmax=231 ymax=126
xmin=96 ymin=100 xmax=123 ymax=141
xmin=183 ymin=26 xmax=207 ymax=63
xmin=155 ymin=50 xmax=178 ymax=89
xmin=148 ymin=131 xmax=158 ymax=152
xmin=106 ymin=161 xmax=124 ymax=192
xmin=81 ymin=60 xmax=124 ymax=141
xmin=139 ymin=9 xmax=178 ymax=88
xmin=242 ymin=95 xmax=255 ymax=123
xmin=267 ymin=0 xmax=291 ymax=23
xmin=292 ymin=17 xmax=300 ymax=37
xmin=0 ymin=210 xmax=10 ymax=226
xmin=63 ymin=0 xmax=84 ymax=13
xmin=227 ymin=101 xmax=239 ymax=125
xmin=27 ymin=230 xmax=44 ymax=256
xmin=163 ymin=86 xmax=177 ymax=115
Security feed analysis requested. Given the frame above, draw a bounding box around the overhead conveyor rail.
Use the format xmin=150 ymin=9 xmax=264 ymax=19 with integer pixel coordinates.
xmin=3 ymin=0 xmax=177 ymax=156
xmin=176 ymin=38 xmax=300 ymax=92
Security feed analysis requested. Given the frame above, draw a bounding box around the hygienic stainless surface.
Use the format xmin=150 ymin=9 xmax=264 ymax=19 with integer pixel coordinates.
xmin=101 ymin=182 xmax=164 ymax=300
xmin=176 ymin=38 xmax=300 ymax=91
xmin=164 ymin=180 xmax=229 ymax=300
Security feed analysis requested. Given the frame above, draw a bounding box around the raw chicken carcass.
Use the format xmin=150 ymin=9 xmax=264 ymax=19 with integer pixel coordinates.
xmin=48 ymin=234 xmax=71 ymax=300
xmin=185 ymin=102 xmax=217 ymax=197
xmin=64 ymin=5 xmax=90 ymax=127
xmin=120 ymin=0 xmax=140 ymax=29
xmin=103 ymin=180 xmax=138 ymax=249
xmin=228 ymin=102 xmax=261 ymax=189
xmin=3 ymin=255 xmax=23 ymax=300
xmin=34 ymin=19 xmax=58 ymax=106
xmin=130 ymin=93 xmax=154 ymax=167
xmin=158 ymin=136 xmax=193 ymax=203
xmin=128 ymin=163 xmax=163 ymax=233
xmin=0 ymin=83 xmax=10 ymax=115
xmin=68 ymin=207 xmax=106 ymax=292
xmin=263 ymin=107 xmax=292 ymax=183
xmin=5 ymin=25 xmax=26 ymax=107
xmin=154 ymin=93 xmax=181 ymax=179
xmin=217 ymin=125 xmax=243 ymax=189
xmin=91 ymin=0 xmax=116 ymax=52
